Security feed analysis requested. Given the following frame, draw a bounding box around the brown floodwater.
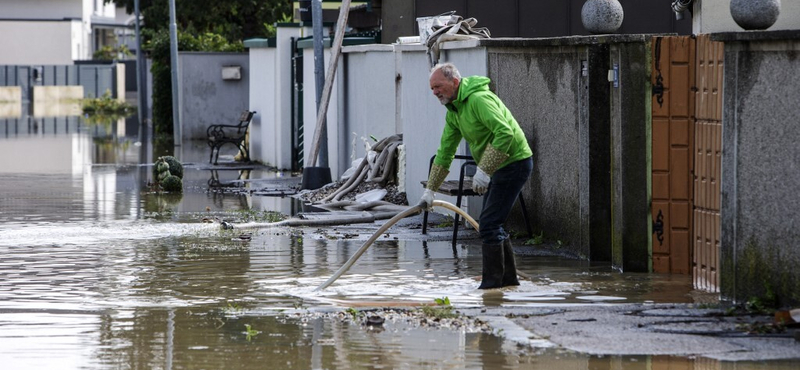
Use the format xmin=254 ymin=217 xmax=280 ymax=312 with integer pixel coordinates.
xmin=0 ymin=113 xmax=795 ymax=369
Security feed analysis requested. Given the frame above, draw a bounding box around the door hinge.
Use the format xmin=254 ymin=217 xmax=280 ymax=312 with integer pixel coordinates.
xmin=652 ymin=209 xmax=665 ymax=246
xmin=652 ymin=37 xmax=665 ymax=107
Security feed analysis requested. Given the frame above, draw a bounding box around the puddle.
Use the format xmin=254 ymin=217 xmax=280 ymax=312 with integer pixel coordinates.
xmin=0 ymin=113 xmax=796 ymax=369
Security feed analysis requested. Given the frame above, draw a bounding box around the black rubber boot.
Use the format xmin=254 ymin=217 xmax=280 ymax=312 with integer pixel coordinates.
xmin=502 ymin=238 xmax=520 ymax=287
xmin=478 ymin=243 xmax=505 ymax=289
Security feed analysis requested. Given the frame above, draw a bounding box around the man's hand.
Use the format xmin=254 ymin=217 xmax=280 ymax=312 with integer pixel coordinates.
xmin=472 ymin=168 xmax=490 ymax=194
xmin=418 ymin=189 xmax=435 ymax=210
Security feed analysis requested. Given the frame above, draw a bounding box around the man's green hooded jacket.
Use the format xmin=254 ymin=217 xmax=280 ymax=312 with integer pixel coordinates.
xmin=433 ymin=76 xmax=532 ymax=171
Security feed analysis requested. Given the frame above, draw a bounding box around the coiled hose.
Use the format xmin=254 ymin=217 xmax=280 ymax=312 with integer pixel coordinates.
xmin=314 ymin=200 xmax=530 ymax=291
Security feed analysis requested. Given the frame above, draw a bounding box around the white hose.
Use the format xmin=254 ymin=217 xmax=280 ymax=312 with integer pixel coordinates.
xmin=314 ymin=200 xmax=529 ymax=291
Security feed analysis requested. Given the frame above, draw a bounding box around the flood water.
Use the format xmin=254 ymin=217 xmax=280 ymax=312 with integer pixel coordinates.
xmin=0 ymin=110 xmax=795 ymax=369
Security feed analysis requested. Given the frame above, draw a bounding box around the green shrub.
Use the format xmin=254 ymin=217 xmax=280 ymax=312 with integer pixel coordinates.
xmin=161 ymin=156 xmax=184 ymax=179
xmin=153 ymin=156 xmax=184 ymax=193
xmin=160 ymin=175 xmax=183 ymax=192
xmin=93 ymin=44 xmax=133 ymax=61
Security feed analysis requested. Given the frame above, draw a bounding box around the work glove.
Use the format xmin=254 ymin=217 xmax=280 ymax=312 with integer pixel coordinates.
xmin=473 ymin=143 xmax=509 ymax=195
xmin=472 ymin=167 xmax=490 ymax=194
xmin=418 ymin=189 xmax=435 ymax=210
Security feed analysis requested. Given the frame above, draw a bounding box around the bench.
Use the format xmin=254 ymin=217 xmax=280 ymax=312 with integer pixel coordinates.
xmin=207 ymin=110 xmax=256 ymax=164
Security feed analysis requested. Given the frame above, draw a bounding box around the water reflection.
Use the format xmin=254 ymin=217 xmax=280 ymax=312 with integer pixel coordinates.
xmin=2 ymin=305 xmax=795 ymax=370
xmin=0 ymin=105 xmax=795 ymax=369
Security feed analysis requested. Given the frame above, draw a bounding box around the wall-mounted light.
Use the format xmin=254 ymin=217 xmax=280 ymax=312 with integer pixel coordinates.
xmin=221 ymin=66 xmax=242 ymax=80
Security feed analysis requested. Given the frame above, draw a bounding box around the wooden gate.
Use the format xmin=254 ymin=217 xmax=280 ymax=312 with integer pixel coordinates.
xmin=651 ymin=36 xmax=695 ymax=275
xmin=692 ymin=35 xmax=724 ymax=292
xmin=650 ymin=35 xmax=724 ymax=291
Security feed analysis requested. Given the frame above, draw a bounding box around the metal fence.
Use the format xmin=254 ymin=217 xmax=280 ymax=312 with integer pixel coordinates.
xmin=0 ymin=63 xmax=120 ymax=103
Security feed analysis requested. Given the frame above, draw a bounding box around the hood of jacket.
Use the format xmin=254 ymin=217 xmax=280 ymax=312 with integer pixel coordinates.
xmin=447 ymin=76 xmax=491 ymax=112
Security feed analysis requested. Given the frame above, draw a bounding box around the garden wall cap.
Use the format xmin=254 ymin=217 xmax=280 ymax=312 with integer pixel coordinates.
xmin=243 ymin=38 xmax=277 ymax=48
xmin=296 ymin=36 xmax=377 ymax=49
xmin=710 ymin=29 xmax=800 ymax=42
xmin=437 ymin=34 xmax=676 ymax=49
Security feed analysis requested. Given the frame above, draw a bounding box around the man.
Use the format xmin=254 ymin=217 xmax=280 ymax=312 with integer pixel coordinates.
xmin=419 ymin=63 xmax=533 ymax=289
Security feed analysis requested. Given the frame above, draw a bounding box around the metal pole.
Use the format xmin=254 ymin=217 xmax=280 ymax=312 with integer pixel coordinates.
xmin=168 ymin=0 xmax=181 ymax=147
xmin=311 ymin=0 xmax=327 ymax=167
xmin=134 ymin=0 xmax=148 ymax=144
xmin=307 ymin=0 xmax=350 ymax=168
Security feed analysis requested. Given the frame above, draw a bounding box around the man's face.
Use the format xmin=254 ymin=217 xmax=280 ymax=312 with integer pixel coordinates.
xmin=429 ymin=69 xmax=458 ymax=105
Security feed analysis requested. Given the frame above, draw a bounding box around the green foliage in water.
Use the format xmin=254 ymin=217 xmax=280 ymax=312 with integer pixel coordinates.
xmin=81 ymin=90 xmax=135 ymax=125
xmin=420 ymin=297 xmax=459 ymax=319
xmin=345 ymin=307 xmax=361 ymax=320
xmin=244 ymin=324 xmax=260 ymax=341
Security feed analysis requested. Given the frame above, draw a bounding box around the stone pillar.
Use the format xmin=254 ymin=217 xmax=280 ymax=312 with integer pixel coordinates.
xmin=713 ymin=30 xmax=800 ymax=306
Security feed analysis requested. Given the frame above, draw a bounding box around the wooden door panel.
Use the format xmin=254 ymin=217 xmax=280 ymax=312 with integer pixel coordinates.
xmin=692 ymin=34 xmax=724 ymax=292
xmin=651 ymin=36 xmax=694 ymax=274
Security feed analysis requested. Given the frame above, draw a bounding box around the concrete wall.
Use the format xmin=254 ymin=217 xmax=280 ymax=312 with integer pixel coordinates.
xmin=608 ymin=38 xmax=652 ymax=273
xmin=715 ymin=31 xmax=800 ymax=307
xmin=430 ymin=38 xmax=617 ymax=262
xmin=178 ymin=52 xmax=250 ymax=141
xmin=477 ymin=42 xmax=589 ymax=257
xmin=694 ymin=0 xmax=800 ymax=34
xmin=0 ymin=21 xmax=78 ymax=65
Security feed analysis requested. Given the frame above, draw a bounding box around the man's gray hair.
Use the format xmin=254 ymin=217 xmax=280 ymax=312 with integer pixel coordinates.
xmin=431 ymin=63 xmax=461 ymax=80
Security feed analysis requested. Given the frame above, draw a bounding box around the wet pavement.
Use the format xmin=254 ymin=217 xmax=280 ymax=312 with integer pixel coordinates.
xmin=0 ymin=114 xmax=798 ymax=369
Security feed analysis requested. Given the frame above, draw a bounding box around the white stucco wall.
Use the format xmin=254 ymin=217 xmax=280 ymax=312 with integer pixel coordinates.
xmin=1 ymin=0 xmax=83 ymax=19
xmin=248 ymin=47 xmax=277 ymax=168
xmin=0 ymin=21 xmax=78 ymax=64
xmin=0 ymin=0 xmax=121 ymax=64
xmin=340 ymin=45 xmax=398 ymax=174
xmin=247 ymin=29 xmax=304 ymax=171
xmin=694 ymin=0 xmax=800 ymax=33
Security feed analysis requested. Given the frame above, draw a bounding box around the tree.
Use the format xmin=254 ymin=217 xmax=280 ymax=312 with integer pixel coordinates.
xmin=106 ymin=0 xmax=292 ymax=42
xmin=105 ymin=0 xmax=291 ymax=142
